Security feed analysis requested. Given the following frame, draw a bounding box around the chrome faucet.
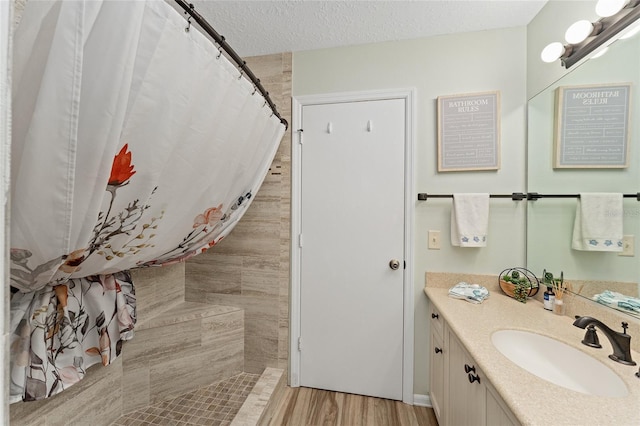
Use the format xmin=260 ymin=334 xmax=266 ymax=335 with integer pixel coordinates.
xmin=573 ymin=316 xmax=636 ymax=366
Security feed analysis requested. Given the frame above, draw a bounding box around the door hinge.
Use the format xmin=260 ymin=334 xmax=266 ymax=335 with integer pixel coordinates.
xmin=297 ymin=128 xmax=304 ymax=144
xmin=298 ymin=337 xmax=303 ymax=351
xmin=298 ymin=233 xmax=303 ymax=248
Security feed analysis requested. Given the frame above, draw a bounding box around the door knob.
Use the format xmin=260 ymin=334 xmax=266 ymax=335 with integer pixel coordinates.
xmin=389 ymin=259 xmax=400 ymax=270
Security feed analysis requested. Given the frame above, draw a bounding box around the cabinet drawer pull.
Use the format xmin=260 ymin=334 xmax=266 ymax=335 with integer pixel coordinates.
xmin=468 ymin=373 xmax=481 ymax=384
xmin=431 ymin=313 xmax=439 ymax=319
xmin=464 ymin=364 xmax=476 ymax=374
xmin=434 ymin=347 xmax=442 ymax=354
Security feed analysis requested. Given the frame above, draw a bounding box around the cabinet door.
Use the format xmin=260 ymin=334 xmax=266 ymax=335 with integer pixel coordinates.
xmin=486 ymin=382 xmax=520 ymax=426
xmin=447 ymin=331 xmax=486 ymax=426
xmin=429 ymin=327 xmax=445 ymax=424
xmin=429 ymin=303 xmax=444 ymax=337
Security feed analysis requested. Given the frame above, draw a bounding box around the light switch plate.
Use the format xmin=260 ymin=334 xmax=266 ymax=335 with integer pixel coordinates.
xmin=428 ymin=230 xmax=441 ymax=250
xmin=619 ymin=235 xmax=634 ymax=257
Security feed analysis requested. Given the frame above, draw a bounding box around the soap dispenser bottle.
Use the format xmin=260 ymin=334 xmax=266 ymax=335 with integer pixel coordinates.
xmin=544 ymin=286 xmax=555 ymax=311
xmin=542 ymin=269 xmax=555 ymax=311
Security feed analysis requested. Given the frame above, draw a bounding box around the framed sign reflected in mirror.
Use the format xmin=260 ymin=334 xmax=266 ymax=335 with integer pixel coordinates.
xmin=554 ymin=83 xmax=632 ymax=169
xmin=527 ymin=30 xmax=640 ymax=322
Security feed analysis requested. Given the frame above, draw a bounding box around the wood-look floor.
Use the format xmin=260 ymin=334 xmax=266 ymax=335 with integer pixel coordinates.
xmin=265 ymin=387 xmax=439 ymax=426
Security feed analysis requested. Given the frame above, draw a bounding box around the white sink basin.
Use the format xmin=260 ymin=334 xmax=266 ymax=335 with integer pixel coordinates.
xmin=491 ymin=329 xmax=628 ymax=397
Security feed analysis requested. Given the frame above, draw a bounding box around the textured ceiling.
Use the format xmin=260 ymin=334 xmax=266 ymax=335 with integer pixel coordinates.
xmin=178 ymin=0 xmax=548 ymax=57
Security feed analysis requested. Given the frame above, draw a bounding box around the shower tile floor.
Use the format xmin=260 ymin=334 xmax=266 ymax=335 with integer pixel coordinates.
xmin=112 ymin=372 xmax=261 ymax=426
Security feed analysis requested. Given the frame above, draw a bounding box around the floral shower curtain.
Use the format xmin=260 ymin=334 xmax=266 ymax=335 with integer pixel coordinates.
xmin=9 ymin=0 xmax=285 ymax=402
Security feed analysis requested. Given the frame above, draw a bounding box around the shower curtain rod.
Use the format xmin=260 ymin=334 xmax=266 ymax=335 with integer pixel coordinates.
xmin=174 ymin=0 xmax=288 ymax=130
xmin=416 ymin=192 xmax=640 ymax=201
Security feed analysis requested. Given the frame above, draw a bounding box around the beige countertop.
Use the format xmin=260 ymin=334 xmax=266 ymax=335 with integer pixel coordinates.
xmin=425 ymin=286 xmax=640 ymax=426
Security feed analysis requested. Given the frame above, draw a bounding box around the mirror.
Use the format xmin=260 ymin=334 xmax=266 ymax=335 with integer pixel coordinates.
xmin=527 ymin=33 xmax=640 ymax=320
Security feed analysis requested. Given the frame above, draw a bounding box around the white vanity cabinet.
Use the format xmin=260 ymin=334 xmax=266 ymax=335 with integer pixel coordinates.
xmin=428 ymin=304 xmax=445 ymax=423
xmin=446 ymin=330 xmax=486 ymax=426
xmin=429 ymin=311 xmax=520 ymax=426
xmin=486 ymin=381 xmax=521 ymax=426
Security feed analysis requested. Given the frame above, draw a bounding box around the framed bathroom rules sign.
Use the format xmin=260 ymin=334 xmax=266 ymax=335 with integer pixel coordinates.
xmin=437 ymin=91 xmax=501 ymax=172
xmin=554 ymin=83 xmax=631 ymax=168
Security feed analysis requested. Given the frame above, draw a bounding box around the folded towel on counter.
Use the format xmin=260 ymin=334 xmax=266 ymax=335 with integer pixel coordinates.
xmin=592 ymin=290 xmax=640 ymax=313
xmin=448 ymin=282 xmax=490 ymax=304
xmin=572 ymin=193 xmax=623 ymax=252
xmin=451 ymin=193 xmax=490 ymax=247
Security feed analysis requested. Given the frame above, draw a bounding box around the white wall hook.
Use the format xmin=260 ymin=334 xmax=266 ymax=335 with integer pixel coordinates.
xmin=327 ymin=122 xmax=332 ymax=134
xmin=367 ymin=120 xmax=372 ymax=132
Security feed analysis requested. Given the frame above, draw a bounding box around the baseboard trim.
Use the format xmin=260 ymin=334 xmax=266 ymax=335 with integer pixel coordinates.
xmin=413 ymin=394 xmax=431 ymax=407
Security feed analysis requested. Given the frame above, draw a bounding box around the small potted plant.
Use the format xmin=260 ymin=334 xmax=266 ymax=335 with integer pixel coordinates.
xmin=499 ymin=267 xmax=540 ymax=303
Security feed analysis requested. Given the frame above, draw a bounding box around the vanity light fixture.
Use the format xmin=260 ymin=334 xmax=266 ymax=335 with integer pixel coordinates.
xmin=540 ymin=42 xmax=573 ymax=63
xmin=565 ymin=20 xmax=602 ymax=44
xmin=541 ymin=0 xmax=640 ymax=68
xmin=619 ymin=21 xmax=640 ymax=38
xmin=591 ymin=46 xmax=609 ymax=58
xmin=596 ymin=0 xmax=628 ymax=17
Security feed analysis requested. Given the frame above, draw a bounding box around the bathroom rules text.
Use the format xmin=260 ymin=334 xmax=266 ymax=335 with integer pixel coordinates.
xmin=437 ymin=91 xmax=501 ymax=172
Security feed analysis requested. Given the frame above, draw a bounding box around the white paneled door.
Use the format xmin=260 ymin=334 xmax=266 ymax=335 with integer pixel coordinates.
xmin=298 ymin=98 xmax=406 ymax=400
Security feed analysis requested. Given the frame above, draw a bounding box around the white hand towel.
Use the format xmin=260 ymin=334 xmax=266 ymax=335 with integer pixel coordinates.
xmin=572 ymin=193 xmax=623 ymax=251
xmin=451 ymin=193 xmax=490 ymax=247
xmin=448 ymin=282 xmax=490 ymax=304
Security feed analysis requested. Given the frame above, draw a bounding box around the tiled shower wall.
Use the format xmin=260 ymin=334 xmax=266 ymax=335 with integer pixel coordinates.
xmin=185 ymin=52 xmax=292 ymax=373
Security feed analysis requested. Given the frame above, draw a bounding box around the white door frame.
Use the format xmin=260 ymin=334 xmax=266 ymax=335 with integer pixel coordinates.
xmin=290 ymin=88 xmax=416 ymax=404
xmin=1 ymin=0 xmax=11 ymax=422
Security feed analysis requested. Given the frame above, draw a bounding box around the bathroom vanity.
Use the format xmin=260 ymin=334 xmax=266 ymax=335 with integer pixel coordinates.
xmin=425 ymin=286 xmax=640 ymax=426
xmin=429 ymin=301 xmax=519 ymax=426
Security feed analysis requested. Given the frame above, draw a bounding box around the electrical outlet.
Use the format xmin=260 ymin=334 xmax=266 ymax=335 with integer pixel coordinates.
xmin=619 ymin=235 xmax=634 ymax=257
xmin=428 ymin=230 xmax=441 ymax=250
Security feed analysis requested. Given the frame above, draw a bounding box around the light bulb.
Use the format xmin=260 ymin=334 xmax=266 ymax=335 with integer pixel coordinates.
xmin=619 ymin=24 xmax=640 ymax=39
xmin=565 ymin=20 xmax=595 ymax=44
xmin=540 ymin=42 xmax=565 ymax=63
xmin=595 ymin=0 xmax=627 ymax=17
xmin=591 ymin=46 xmax=609 ymax=58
